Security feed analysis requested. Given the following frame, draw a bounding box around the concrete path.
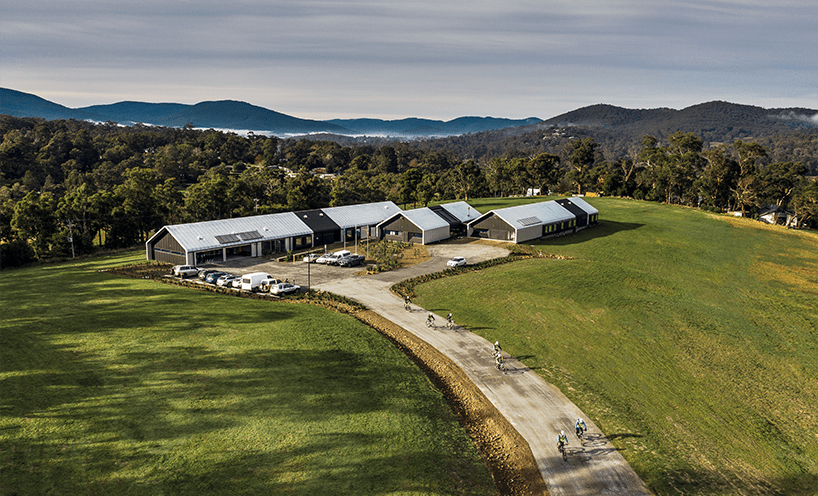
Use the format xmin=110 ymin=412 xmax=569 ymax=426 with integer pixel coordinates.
xmin=314 ymin=250 xmax=652 ymax=495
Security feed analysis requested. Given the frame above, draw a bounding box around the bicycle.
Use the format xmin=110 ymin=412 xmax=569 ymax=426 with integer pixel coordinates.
xmin=558 ymin=442 xmax=567 ymax=461
xmin=577 ymin=429 xmax=585 ymax=447
xmin=404 ymin=301 xmax=411 ymax=312
xmin=426 ymin=317 xmax=435 ymax=328
xmin=446 ymin=317 xmax=454 ymax=330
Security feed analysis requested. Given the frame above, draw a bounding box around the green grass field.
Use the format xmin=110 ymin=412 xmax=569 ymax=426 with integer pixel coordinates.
xmin=0 ymin=253 xmax=495 ymax=495
xmin=422 ymin=197 xmax=818 ymax=495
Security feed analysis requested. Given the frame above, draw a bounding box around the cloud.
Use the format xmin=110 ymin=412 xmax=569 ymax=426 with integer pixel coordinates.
xmin=1 ymin=0 xmax=816 ymax=119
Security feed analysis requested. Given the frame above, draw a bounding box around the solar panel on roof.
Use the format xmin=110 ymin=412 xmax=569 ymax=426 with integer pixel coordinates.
xmin=237 ymin=230 xmax=262 ymax=241
xmin=215 ymin=234 xmax=240 ymax=244
xmin=518 ymin=216 xmax=541 ymax=226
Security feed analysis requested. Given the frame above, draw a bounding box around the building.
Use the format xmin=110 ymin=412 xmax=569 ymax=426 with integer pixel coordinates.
xmin=467 ymin=199 xmax=581 ymax=243
xmin=146 ymin=201 xmax=401 ymax=265
xmin=376 ymin=201 xmax=481 ymax=245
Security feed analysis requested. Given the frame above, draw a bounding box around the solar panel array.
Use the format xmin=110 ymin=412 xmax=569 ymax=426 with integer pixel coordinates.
xmin=215 ymin=231 xmax=262 ymax=244
xmin=518 ymin=216 xmax=542 ymax=226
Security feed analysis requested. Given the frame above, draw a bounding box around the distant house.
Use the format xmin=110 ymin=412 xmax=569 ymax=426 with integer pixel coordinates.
xmin=759 ymin=206 xmax=798 ymax=228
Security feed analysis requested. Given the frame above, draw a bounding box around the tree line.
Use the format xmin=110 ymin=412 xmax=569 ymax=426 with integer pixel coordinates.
xmin=1 ymin=115 xmax=816 ymax=268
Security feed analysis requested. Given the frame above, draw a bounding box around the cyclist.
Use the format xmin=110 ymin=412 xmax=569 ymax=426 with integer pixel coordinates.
xmin=404 ymin=295 xmax=411 ymax=310
xmin=557 ymin=430 xmax=568 ymax=451
xmin=575 ymin=418 xmax=587 ymax=438
xmin=493 ymin=341 xmax=502 ymax=357
xmin=446 ymin=313 xmax=453 ymax=328
xmin=495 ymin=353 xmax=505 ymax=372
xmin=426 ymin=313 xmax=435 ymax=327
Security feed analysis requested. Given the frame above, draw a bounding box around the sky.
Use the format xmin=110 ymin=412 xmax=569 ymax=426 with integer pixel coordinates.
xmin=2 ymin=0 xmax=817 ymax=121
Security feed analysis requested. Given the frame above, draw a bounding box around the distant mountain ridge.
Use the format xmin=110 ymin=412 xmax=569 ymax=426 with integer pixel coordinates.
xmin=0 ymin=88 xmax=540 ymax=137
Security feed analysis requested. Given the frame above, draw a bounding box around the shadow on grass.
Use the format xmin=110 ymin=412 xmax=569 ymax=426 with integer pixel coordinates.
xmin=541 ymin=220 xmax=643 ymax=246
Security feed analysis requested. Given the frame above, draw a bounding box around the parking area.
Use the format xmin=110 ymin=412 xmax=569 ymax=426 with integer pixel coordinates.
xmin=195 ymin=239 xmax=511 ymax=290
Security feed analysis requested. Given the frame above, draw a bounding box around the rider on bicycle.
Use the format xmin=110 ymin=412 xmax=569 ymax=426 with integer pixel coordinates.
xmin=427 ymin=313 xmax=435 ymax=325
xmin=446 ymin=313 xmax=453 ymax=326
xmin=404 ymin=295 xmax=411 ymax=305
xmin=495 ymin=353 xmax=505 ymax=371
xmin=558 ymin=430 xmax=568 ymax=450
xmin=493 ymin=341 xmax=501 ymax=356
xmin=575 ymin=418 xmax=587 ymax=438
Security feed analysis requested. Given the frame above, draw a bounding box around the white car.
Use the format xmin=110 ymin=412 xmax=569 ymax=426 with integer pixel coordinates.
xmin=447 ymin=256 xmax=467 ymax=267
xmin=270 ymin=282 xmax=300 ymax=295
xmin=303 ymin=253 xmax=321 ymax=263
xmin=315 ymin=253 xmax=333 ymax=264
xmin=216 ymin=274 xmax=240 ymax=287
xmin=172 ymin=265 xmax=199 ymax=278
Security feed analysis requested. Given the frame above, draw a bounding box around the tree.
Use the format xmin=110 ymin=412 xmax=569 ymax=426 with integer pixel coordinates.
xmin=11 ymin=191 xmax=57 ymax=258
xmin=527 ymin=153 xmax=561 ymax=195
xmin=568 ymin=138 xmax=598 ymax=195
xmin=114 ymin=167 xmax=162 ymax=242
xmin=450 ymin=160 xmax=483 ymax=201
xmin=757 ymin=161 xmax=806 ymax=208
xmin=790 ymin=180 xmax=818 ymax=228
xmin=698 ymin=147 xmax=739 ymax=211
xmin=399 ymin=167 xmax=423 ymax=207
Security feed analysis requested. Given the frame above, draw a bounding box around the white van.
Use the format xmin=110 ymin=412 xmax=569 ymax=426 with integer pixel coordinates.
xmin=241 ymin=272 xmax=273 ymax=292
xmin=327 ymin=250 xmax=351 ymax=265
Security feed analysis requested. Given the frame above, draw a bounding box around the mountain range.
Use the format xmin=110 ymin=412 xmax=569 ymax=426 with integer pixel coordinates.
xmin=0 ymin=88 xmax=541 ymax=137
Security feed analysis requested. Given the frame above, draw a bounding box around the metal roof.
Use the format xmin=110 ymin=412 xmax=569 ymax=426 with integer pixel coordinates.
xmin=438 ymin=201 xmax=481 ymax=223
xmin=470 ymin=200 xmax=575 ymax=230
xmin=322 ymin=201 xmax=402 ymax=228
xmin=565 ymin=197 xmax=599 ymax=215
xmin=294 ymin=209 xmax=341 ymax=232
xmin=152 ymin=212 xmax=312 ymax=252
xmin=385 ymin=208 xmax=450 ymax=231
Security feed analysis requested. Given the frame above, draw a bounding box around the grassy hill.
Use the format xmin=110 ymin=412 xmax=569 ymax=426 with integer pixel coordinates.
xmin=0 ymin=253 xmax=494 ymax=495
xmin=417 ymin=197 xmax=818 ymax=495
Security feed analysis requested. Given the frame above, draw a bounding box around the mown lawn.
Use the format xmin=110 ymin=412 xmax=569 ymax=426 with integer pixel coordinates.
xmin=422 ymin=197 xmax=818 ymax=495
xmin=0 ymin=252 xmax=495 ymax=495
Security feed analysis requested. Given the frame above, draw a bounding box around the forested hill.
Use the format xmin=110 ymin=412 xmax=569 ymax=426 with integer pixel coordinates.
xmin=414 ymin=101 xmax=818 ymax=170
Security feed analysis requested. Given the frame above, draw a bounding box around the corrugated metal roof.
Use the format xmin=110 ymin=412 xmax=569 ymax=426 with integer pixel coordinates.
xmin=439 ymin=201 xmax=481 ymax=222
xmin=323 ymin=201 xmax=402 ymax=228
xmin=482 ymin=201 xmax=574 ymax=229
xmin=566 ymin=197 xmax=599 ymax=215
xmin=399 ymin=208 xmax=450 ymax=231
xmin=156 ymin=212 xmax=312 ymax=252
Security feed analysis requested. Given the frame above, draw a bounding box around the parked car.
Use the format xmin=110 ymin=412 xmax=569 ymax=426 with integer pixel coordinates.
xmin=231 ymin=278 xmax=244 ymax=289
xmin=302 ymin=253 xmax=321 ymax=263
xmin=205 ymin=271 xmax=227 ymax=284
xmin=198 ymin=268 xmax=218 ymax=280
xmin=216 ymin=274 xmax=240 ymax=287
xmin=338 ymin=254 xmax=366 ymax=267
xmin=172 ymin=265 xmax=199 ymax=278
xmin=447 ymin=256 xmax=467 ymax=267
xmin=315 ymin=252 xmax=333 ymax=264
xmin=259 ymin=278 xmax=284 ymax=292
xmin=270 ymin=282 xmax=300 ymax=295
